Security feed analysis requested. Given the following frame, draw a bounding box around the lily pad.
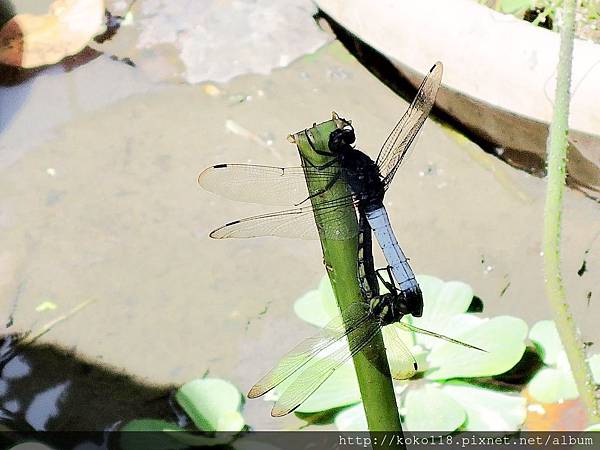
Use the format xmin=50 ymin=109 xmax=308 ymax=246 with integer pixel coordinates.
xmin=527 ymin=320 xmax=599 ymax=403
xmin=530 ymin=320 xmax=563 ymax=365
xmin=414 ymin=275 xmax=473 ymax=324
xmin=292 ymin=275 xmax=527 ymax=425
xmin=426 ymin=315 xmax=527 ymax=380
xmin=407 ymin=276 xmax=479 ymax=350
xmin=335 ymin=385 xmax=467 ymax=433
xmin=294 ymin=276 xmax=338 ymax=327
xmin=528 ymin=362 xmax=578 ymax=403
xmin=499 ymin=0 xmax=531 ymax=14
xmin=120 ymin=419 xmax=235 ymax=449
xmin=121 ymin=419 xmax=186 ymax=432
xmin=403 ymin=384 xmax=466 ymax=432
xmin=417 ymin=275 xmax=445 ymax=305
xmin=119 ymin=419 xmax=189 ymax=450
xmin=440 ymin=381 xmax=526 ymax=431
xmin=175 ymin=378 xmax=244 ymax=432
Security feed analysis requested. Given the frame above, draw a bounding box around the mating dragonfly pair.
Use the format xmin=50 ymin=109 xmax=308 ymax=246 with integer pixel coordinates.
xmin=199 ymin=62 xmax=484 ymax=417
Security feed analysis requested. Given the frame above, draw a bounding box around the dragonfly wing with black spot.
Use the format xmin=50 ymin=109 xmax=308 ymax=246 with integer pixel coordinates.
xmin=382 ymin=324 xmax=418 ymax=380
xmin=198 ymin=164 xmax=339 ymax=206
xmin=209 ymin=205 xmax=318 ymax=239
xmin=271 ymin=313 xmax=380 ymax=417
xmin=208 ymin=195 xmax=358 ymax=240
xmin=248 ymin=302 xmax=370 ymax=400
xmin=376 ymin=62 xmax=443 ymax=187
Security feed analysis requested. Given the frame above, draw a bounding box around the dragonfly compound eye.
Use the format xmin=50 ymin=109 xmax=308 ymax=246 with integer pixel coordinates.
xmin=328 ymin=127 xmax=356 ymax=152
xmin=341 ymin=126 xmax=356 ymax=145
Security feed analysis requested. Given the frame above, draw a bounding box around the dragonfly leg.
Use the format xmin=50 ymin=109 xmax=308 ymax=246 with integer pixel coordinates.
xmin=375 ymin=267 xmax=397 ymax=293
xmin=298 ymin=132 xmax=337 ymax=172
xmin=301 ymin=156 xmax=337 ymax=171
xmin=304 ymin=130 xmax=336 ymax=160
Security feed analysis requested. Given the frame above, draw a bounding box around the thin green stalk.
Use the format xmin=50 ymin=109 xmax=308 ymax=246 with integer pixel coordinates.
xmin=21 ymin=299 xmax=96 ymax=345
xmin=543 ymin=0 xmax=600 ymax=426
xmin=289 ymin=113 xmax=404 ymax=438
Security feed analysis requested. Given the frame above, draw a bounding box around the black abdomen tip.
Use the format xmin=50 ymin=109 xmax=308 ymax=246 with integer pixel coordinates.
xmin=406 ymin=288 xmax=424 ymax=317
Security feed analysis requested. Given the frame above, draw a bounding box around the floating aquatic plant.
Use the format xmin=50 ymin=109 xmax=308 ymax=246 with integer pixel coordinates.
xmin=528 ymin=320 xmax=600 ymax=404
xmin=120 ymin=378 xmax=246 ymax=449
xmin=288 ymin=275 xmax=528 ymax=431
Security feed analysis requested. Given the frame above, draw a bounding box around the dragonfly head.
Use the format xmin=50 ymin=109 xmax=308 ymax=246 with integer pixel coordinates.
xmin=328 ymin=124 xmax=355 ymax=154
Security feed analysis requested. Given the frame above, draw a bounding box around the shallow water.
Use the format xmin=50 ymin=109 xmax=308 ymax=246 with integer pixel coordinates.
xmin=0 ymin=6 xmax=599 ymax=432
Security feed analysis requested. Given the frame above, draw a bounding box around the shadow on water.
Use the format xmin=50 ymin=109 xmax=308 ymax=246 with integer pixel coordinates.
xmin=0 ymin=333 xmax=185 ymax=446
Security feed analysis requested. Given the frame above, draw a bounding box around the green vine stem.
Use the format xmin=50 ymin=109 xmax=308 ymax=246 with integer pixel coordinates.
xmin=289 ymin=113 xmax=405 ymax=439
xmin=543 ymin=0 xmax=600 ymax=426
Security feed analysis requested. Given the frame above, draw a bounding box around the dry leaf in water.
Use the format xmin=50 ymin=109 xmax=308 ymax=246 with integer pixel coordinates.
xmin=0 ymin=0 xmax=106 ymax=68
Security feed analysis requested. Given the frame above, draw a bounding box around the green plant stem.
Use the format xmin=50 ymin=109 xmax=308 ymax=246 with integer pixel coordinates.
xmin=290 ymin=114 xmax=405 ymax=439
xmin=543 ymin=0 xmax=600 ymax=426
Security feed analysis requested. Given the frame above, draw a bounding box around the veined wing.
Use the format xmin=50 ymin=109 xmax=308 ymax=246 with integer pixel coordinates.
xmin=209 ymin=195 xmax=358 ymax=240
xmin=248 ymin=302 xmax=370 ymax=400
xmin=398 ymin=321 xmax=487 ymax=353
xmin=376 ymin=62 xmax=443 ymax=187
xmin=382 ymin=325 xmax=418 ymax=380
xmin=198 ymin=164 xmax=339 ymax=207
xmin=209 ymin=205 xmax=317 ymax=239
xmin=271 ymin=312 xmax=379 ymax=417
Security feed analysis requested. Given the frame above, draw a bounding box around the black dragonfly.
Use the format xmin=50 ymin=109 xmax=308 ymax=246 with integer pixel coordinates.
xmin=199 ymin=62 xmax=443 ymax=318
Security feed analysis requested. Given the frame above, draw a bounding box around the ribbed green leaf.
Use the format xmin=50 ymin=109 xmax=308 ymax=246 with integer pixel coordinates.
xmin=440 ymin=381 xmax=526 ymax=431
xmin=403 ymin=384 xmax=466 ymax=432
xmin=426 ymin=316 xmax=527 ymax=379
xmin=175 ymin=378 xmax=243 ymax=432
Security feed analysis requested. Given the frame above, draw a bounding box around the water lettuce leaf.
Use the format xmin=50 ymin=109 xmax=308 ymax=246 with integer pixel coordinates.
xmin=175 ymin=378 xmax=244 ymax=432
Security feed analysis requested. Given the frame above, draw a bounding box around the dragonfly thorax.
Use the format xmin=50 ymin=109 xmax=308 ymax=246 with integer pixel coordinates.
xmin=369 ymin=293 xmax=410 ymax=326
xmin=328 ymin=127 xmax=385 ymax=212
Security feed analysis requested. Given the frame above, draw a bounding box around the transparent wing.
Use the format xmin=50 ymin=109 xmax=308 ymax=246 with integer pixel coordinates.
xmin=382 ymin=325 xmax=418 ymax=380
xmin=248 ymin=302 xmax=370 ymax=400
xmin=376 ymin=62 xmax=443 ymax=187
xmin=271 ymin=314 xmax=379 ymax=417
xmin=398 ymin=321 xmax=487 ymax=353
xmin=198 ymin=164 xmax=339 ymax=206
xmin=208 ymin=195 xmax=358 ymax=240
xmin=209 ymin=206 xmax=318 ymax=239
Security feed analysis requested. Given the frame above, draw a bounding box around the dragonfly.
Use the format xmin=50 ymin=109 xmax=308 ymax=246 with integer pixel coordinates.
xmin=248 ymin=212 xmax=485 ymax=417
xmin=198 ymin=62 xmax=443 ymax=318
